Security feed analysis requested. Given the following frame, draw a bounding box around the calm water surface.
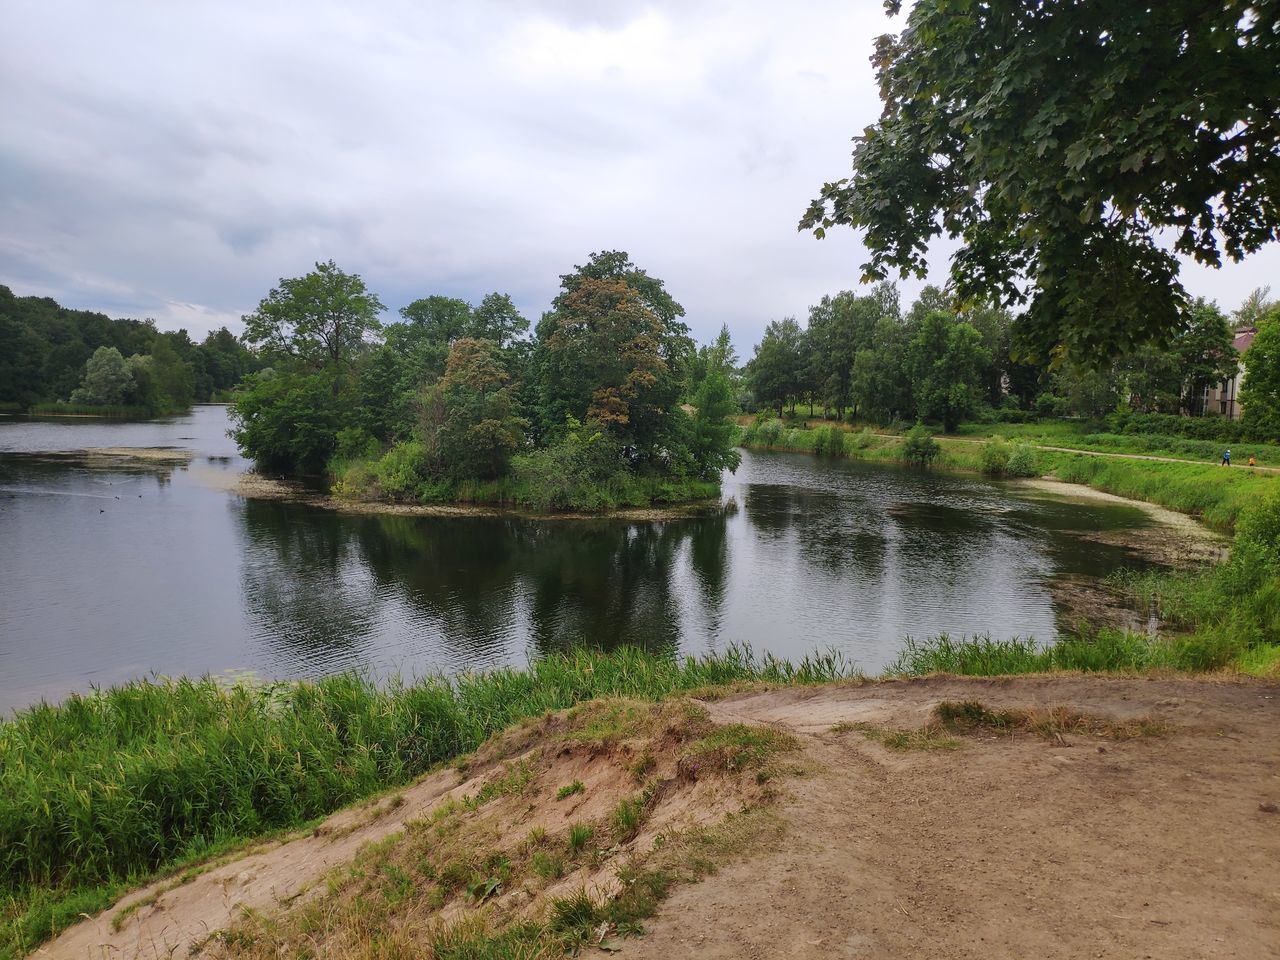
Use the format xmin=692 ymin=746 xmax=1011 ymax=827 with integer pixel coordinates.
xmin=0 ymin=406 xmax=1157 ymax=714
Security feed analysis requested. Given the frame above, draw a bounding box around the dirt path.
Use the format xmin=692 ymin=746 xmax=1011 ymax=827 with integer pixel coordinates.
xmin=37 ymin=677 xmax=1280 ymax=960
xmin=616 ymin=676 xmax=1280 ymax=960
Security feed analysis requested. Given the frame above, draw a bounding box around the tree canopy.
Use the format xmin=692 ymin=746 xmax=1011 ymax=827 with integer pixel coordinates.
xmin=800 ymin=0 xmax=1280 ymax=365
xmin=243 ymin=260 xmax=386 ymax=371
xmin=230 ymin=255 xmax=740 ymax=508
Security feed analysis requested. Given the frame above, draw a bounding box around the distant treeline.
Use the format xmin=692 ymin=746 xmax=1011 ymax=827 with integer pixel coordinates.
xmin=0 ymin=285 xmax=260 ymax=412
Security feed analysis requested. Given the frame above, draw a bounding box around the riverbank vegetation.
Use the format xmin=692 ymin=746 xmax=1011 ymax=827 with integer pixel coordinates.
xmin=739 ymin=416 xmax=1280 ymax=678
xmin=230 ymin=253 xmax=741 ymax=511
xmin=0 ymin=647 xmax=844 ymax=959
xmin=743 ymin=282 xmax=1280 ymax=444
xmin=0 ymin=285 xmax=259 ymax=412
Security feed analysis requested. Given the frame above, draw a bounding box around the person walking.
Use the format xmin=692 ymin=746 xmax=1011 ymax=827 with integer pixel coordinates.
xmin=1249 ymin=455 xmax=1256 ymax=467
xmin=1222 ymin=448 xmax=1231 ymax=466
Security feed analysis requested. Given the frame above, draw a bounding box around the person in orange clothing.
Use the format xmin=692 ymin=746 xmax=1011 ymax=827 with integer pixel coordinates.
xmin=1248 ymin=455 xmax=1256 ymax=467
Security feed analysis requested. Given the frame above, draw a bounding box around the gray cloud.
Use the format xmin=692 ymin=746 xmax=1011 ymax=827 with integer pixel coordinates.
xmin=2 ymin=0 xmax=1275 ymax=350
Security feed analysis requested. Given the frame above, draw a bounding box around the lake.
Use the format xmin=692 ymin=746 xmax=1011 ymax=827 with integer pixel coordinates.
xmin=0 ymin=406 xmax=1161 ymax=714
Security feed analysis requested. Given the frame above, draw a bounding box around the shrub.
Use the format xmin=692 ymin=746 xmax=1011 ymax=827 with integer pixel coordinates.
xmin=901 ymin=424 xmax=940 ymax=467
xmin=1232 ymin=490 xmax=1280 ymax=579
xmin=980 ymin=439 xmax=1011 ymax=476
xmin=1005 ymin=443 xmax=1040 ymax=477
xmin=852 ymin=427 xmax=875 ymax=450
xmin=371 ymin=441 xmax=428 ymax=500
xmin=755 ymin=419 xmax=784 ymax=446
xmin=812 ymin=425 xmax=844 ymax=457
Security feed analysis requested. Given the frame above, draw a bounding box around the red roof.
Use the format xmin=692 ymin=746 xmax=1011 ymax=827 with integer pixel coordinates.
xmin=1234 ymin=328 xmax=1256 ymax=354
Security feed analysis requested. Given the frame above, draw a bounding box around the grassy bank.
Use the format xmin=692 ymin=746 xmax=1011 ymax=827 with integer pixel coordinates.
xmin=739 ymin=420 xmax=1276 ymax=531
xmin=740 ymin=419 xmax=1280 ymax=677
xmin=330 ymin=444 xmax=722 ymax=514
xmin=0 ymin=647 xmax=847 ymax=959
xmin=954 ymin=419 xmax=1280 ymax=467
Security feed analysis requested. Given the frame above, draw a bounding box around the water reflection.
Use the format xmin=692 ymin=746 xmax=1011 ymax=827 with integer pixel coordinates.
xmin=0 ymin=407 xmax=1176 ymax=714
xmin=235 ymin=507 xmax=740 ymax=667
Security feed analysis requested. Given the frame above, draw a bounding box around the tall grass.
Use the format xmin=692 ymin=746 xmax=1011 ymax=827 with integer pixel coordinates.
xmin=0 ymin=646 xmax=850 ymax=957
xmin=887 ymin=629 xmax=1256 ymax=676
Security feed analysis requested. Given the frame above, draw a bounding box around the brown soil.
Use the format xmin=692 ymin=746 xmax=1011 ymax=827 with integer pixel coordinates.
xmin=618 ymin=676 xmax=1280 ymax=960
xmin=38 ymin=677 xmax=1280 ymax=960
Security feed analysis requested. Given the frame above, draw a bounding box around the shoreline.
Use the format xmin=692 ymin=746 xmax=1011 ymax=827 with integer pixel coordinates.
xmin=232 ymin=470 xmax=732 ymax=522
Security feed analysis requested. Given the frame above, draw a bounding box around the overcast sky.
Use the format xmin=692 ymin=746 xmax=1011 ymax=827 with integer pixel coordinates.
xmin=3 ymin=1 xmax=1277 ymax=351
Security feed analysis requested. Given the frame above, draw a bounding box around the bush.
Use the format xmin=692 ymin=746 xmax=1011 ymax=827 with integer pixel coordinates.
xmin=1232 ymin=490 xmax=1280 ymax=579
xmin=1005 ymin=443 xmax=1040 ymax=477
xmin=1105 ymin=410 xmax=1277 ymax=444
xmin=980 ymin=439 xmax=1011 ymax=475
xmin=851 ymin=427 xmax=875 ymax=450
xmin=812 ymin=425 xmax=844 ymax=457
xmin=755 ymin=419 xmax=783 ymax=446
xmin=511 ymin=427 xmax=627 ymax=511
xmin=901 ymin=424 xmax=940 ymax=467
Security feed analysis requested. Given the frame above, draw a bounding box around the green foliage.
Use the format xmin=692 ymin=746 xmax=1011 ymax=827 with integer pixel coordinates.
xmin=980 ymin=439 xmax=1011 ymax=476
xmin=226 ymin=253 xmax=727 ymax=510
xmin=812 ymin=425 xmax=844 ymax=457
xmin=800 ymin=1 xmax=1280 ymax=364
xmin=69 ymin=346 xmax=133 ymax=406
xmin=687 ymin=329 xmax=743 ymax=479
xmin=1240 ymin=309 xmax=1280 ymax=440
xmin=555 ymin=781 xmax=584 ymax=801
xmin=900 ymin=424 xmax=939 ymax=467
xmin=981 ymin=439 xmax=1038 ymax=478
xmin=907 ymin=312 xmax=990 ymax=431
xmin=1005 ymin=443 xmax=1039 ymax=478
xmin=746 ymin=317 xmax=805 ymax=417
xmin=242 ymin=260 xmax=385 ymax=372
xmin=510 ymin=419 xmax=627 ymax=511
xmin=419 ymin=338 xmax=527 ymax=481
xmin=229 ymin=369 xmax=346 ymax=474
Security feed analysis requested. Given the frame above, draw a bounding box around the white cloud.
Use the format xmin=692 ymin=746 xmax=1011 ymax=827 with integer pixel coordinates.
xmin=0 ymin=0 xmax=1274 ymax=347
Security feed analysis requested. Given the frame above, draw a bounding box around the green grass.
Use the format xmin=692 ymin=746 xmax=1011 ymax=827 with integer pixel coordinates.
xmin=565 ymin=823 xmax=593 ymax=854
xmin=0 ymin=645 xmax=851 ymax=959
xmin=555 ymin=780 xmax=585 ymax=801
xmin=332 ymin=451 xmax=722 ymax=514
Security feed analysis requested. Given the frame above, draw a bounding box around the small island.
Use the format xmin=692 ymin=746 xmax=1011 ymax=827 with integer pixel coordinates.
xmin=230 ymin=252 xmax=741 ymax=512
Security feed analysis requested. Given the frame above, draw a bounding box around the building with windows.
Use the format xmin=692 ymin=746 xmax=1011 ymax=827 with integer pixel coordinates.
xmin=1204 ymin=327 xmax=1257 ymax=419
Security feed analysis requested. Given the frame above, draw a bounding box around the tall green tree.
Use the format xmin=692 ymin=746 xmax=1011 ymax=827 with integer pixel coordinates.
xmin=1240 ymin=307 xmax=1280 ymax=440
xmin=469 ymin=292 xmax=529 ymax=348
xmin=688 ymin=326 xmax=742 ymax=479
xmin=800 ymin=0 xmax=1280 ymax=364
xmin=555 ymin=250 xmax=688 ymax=334
xmin=536 ymin=278 xmax=678 ymax=460
xmin=1234 ymin=287 xmax=1275 ymax=331
xmin=242 ymin=261 xmax=385 ymax=373
xmin=1173 ymin=299 xmax=1238 ymax=415
xmin=148 ymin=335 xmax=195 ymax=410
xmin=906 ymin=311 xmax=990 ymax=431
xmin=70 ymin=346 xmax=134 ymax=405
xmin=747 ymin=318 xmax=804 ymax=417
xmin=398 ymin=295 xmax=473 ymax=347
xmin=419 ymin=338 xmax=527 ymax=480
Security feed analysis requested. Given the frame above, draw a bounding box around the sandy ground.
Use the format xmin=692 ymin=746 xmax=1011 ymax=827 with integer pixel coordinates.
xmin=617 ymin=676 xmax=1280 ymax=960
xmin=36 ymin=676 xmax=1280 ymax=960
